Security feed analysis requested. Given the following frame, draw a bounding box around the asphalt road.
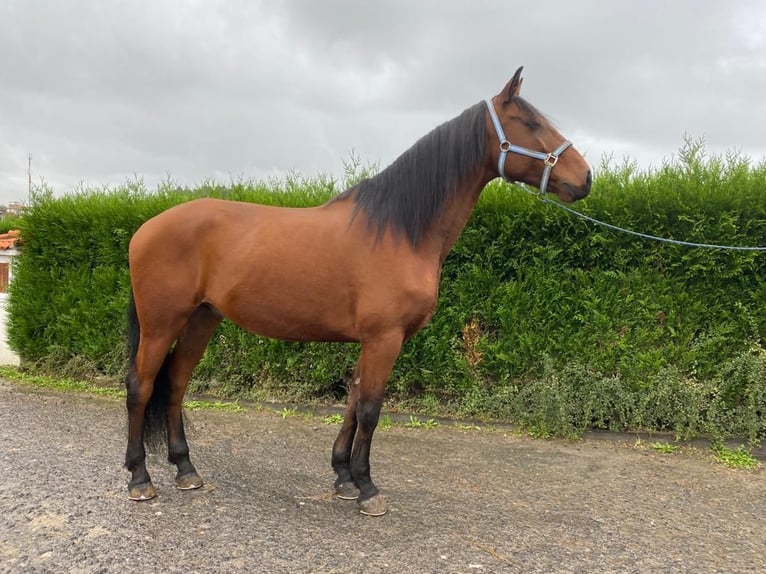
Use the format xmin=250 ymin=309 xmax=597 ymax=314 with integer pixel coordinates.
xmin=1 ymin=378 xmax=765 ymax=574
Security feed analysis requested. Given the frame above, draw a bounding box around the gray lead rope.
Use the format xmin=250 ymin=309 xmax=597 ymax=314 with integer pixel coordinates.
xmin=533 ymin=192 xmax=766 ymax=251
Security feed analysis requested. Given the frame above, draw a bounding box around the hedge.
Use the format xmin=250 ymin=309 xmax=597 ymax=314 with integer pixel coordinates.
xmin=8 ymin=140 xmax=766 ymax=441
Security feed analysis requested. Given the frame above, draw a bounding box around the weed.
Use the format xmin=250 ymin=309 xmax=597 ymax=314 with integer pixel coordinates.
xmin=379 ymin=414 xmax=394 ymax=430
xmin=711 ymin=444 xmax=760 ymax=470
xmin=650 ymin=442 xmax=678 ymax=454
xmin=461 ymin=316 xmax=484 ymax=375
xmin=405 ymin=416 xmax=440 ymax=429
xmin=322 ymin=413 xmax=344 ymax=425
xmin=280 ymin=407 xmax=298 ymax=419
xmin=526 ymin=426 xmax=552 ymax=440
xmin=404 ymin=415 xmax=423 ymax=428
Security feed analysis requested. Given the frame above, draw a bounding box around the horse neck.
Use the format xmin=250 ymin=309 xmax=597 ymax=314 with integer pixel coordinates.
xmin=426 ymin=167 xmax=495 ymax=262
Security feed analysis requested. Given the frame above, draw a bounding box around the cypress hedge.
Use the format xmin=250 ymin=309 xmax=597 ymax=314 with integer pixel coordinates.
xmin=8 ymin=140 xmax=766 ymax=441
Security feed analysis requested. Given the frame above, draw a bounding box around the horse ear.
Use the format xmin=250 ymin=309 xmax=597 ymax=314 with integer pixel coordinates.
xmin=501 ymin=66 xmax=524 ymax=105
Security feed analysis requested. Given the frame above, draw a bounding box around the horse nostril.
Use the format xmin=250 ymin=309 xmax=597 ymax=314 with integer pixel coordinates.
xmin=586 ymin=170 xmax=593 ymax=188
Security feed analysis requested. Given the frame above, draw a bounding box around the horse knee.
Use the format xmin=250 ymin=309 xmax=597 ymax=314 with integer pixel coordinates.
xmin=356 ymin=398 xmax=383 ymax=431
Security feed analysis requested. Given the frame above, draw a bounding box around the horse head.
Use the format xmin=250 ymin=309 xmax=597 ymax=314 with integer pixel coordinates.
xmin=486 ymin=66 xmax=592 ymax=202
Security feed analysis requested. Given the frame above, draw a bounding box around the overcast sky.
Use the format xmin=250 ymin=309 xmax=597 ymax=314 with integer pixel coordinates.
xmin=1 ymin=1 xmax=765 ymax=205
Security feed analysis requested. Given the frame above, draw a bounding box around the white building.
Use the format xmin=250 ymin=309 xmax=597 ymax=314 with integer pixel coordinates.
xmin=0 ymin=230 xmax=21 ymax=365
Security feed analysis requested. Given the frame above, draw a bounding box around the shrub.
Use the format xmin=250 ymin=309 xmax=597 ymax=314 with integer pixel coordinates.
xmin=7 ymin=140 xmax=766 ymax=440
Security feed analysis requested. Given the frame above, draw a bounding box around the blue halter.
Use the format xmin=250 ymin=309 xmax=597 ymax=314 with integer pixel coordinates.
xmin=484 ymin=98 xmax=572 ymax=195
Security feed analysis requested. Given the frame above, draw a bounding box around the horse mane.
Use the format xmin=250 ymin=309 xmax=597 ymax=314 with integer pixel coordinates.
xmin=336 ymin=101 xmax=488 ymax=246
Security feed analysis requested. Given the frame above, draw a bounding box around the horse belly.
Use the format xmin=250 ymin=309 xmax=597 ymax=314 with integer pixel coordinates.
xmin=235 ymin=304 xmax=356 ymax=343
xmin=211 ymin=273 xmax=357 ymax=343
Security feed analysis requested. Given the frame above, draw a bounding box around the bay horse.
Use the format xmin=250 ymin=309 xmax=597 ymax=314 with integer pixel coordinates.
xmin=124 ymin=67 xmax=592 ymax=516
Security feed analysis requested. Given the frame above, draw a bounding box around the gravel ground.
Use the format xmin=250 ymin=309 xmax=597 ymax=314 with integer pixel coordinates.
xmin=1 ymin=378 xmax=765 ymax=574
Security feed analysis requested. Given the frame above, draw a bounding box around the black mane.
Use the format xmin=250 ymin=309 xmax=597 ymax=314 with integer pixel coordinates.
xmin=337 ymin=102 xmax=487 ymax=246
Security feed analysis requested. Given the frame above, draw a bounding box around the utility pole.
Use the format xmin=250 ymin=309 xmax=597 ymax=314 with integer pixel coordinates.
xmin=28 ymin=153 xmax=32 ymax=205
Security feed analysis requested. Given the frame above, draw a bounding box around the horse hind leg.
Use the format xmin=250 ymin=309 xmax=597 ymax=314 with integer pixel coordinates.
xmin=165 ymin=304 xmax=222 ymax=491
xmin=125 ymin=334 xmax=176 ymax=501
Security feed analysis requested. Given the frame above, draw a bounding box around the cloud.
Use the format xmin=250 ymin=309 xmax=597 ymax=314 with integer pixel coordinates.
xmin=1 ymin=0 xmax=765 ymax=203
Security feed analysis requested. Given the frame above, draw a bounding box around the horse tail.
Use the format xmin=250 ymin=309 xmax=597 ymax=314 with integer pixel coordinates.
xmin=126 ymin=290 xmax=141 ymax=363
xmin=126 ymin=290 xmax=172 ymax=449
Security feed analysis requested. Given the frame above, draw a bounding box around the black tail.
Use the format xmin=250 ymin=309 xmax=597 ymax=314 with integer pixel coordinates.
xmin=125 ymin=290 xmax=172 ymax=450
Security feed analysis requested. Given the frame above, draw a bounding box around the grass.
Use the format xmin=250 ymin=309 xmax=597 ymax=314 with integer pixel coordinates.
xmin=650 ymin=442 xmax=678 ymax=454
xmin=526 ymin=426 xmax=553 ymax=440
xmin=404 ymin=415 xmax=440 ymax=429
xmin=634 ymin=438 xmax=681 ymax=454
xmin=631 ymin=437 xmax=762 ymax=469
xmin=379 ymin=414 xmax=394 ymax=430
xmin=1 ymin=365 xmax=762 ymax=471
xmin=184 ymin=399 xmax=245 ymax=413
xmin=0 ymin=365 xmax=245 ymax=413
xmin=711 ymin=444 xmax=760 ymax=469
xmin=0 ymin=365 xmax=124 ymax=397
xmin=322 ymin=413 xmax=344 ymax=425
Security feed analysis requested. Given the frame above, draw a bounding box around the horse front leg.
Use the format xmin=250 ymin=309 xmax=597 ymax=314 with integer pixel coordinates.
xmin=347 ymin=331 xmax=404 ymax=516
xmin=331 ymin=366 xmax=361 ymax=500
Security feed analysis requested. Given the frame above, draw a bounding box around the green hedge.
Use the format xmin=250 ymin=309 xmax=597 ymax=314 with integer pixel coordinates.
xmin=8 ymin=141 xmax=766 ymax=441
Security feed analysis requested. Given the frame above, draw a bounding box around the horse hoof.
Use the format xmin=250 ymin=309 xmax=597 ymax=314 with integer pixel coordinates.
xmin=358 ymin=494 xmax=387 ymax=516
xmin=128 ymin=482 xmax=157 ymax=501
xmin=335 ymin=481 xmax=360 ymax=500
xmin=176 ymin=472 xmax=204 ymax=491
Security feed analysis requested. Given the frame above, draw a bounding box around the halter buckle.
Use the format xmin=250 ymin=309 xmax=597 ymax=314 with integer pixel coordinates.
xmin=544 ymin=153 xmax=559 ymax=168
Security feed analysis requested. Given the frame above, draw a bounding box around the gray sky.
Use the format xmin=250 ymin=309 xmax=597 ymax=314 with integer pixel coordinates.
xmin=1 ymin=1 xmax=765 ymax=205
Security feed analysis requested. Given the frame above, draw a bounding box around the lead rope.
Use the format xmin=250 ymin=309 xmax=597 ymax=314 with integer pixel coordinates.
xmin=510 ymin=182 xmax=766 ymax=252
